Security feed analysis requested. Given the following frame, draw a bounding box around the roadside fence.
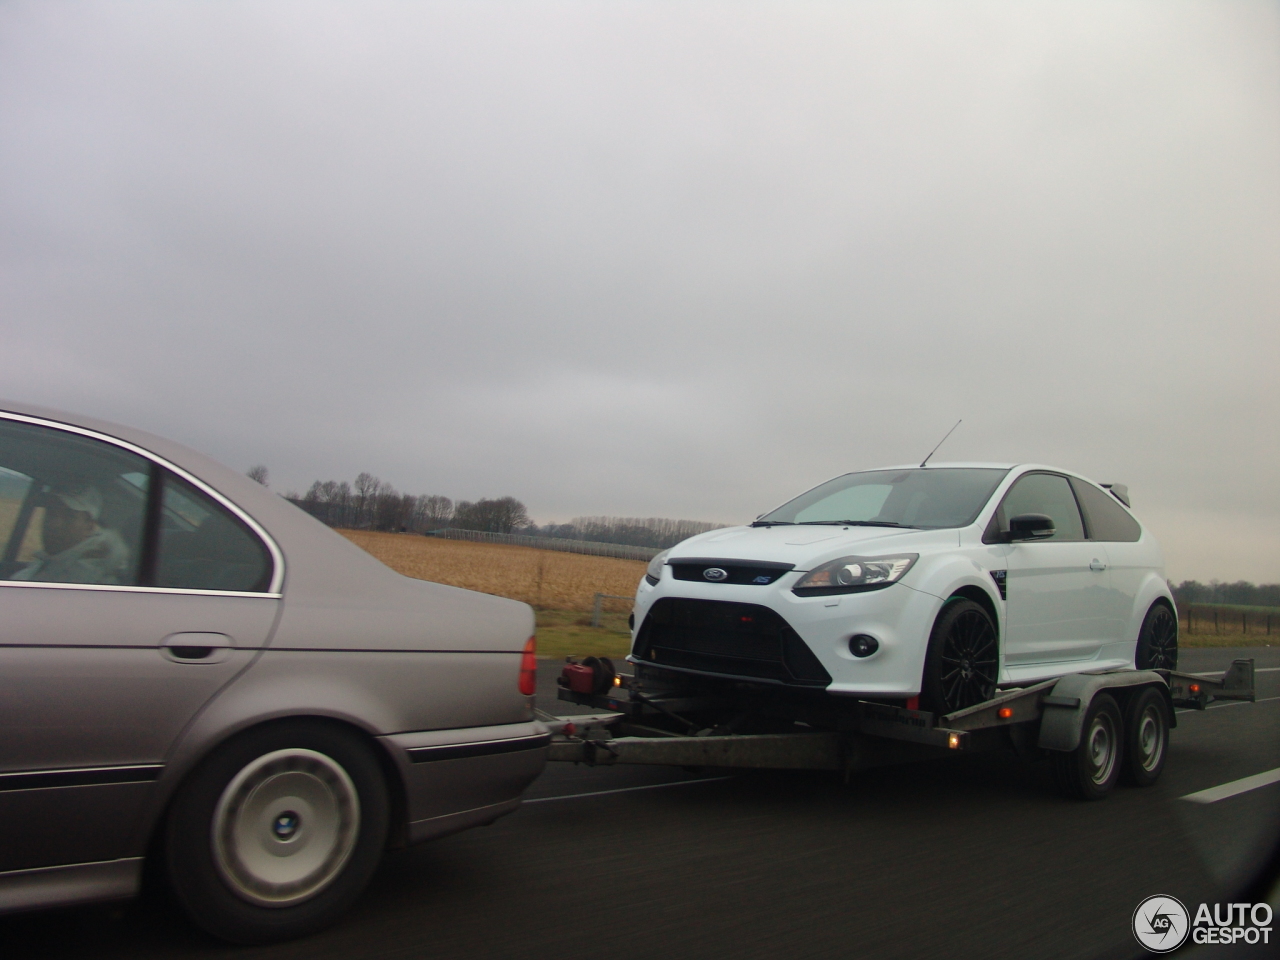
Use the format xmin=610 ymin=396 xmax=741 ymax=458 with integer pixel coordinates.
xmin=1178 ymin=603 xmax=1275 ymax=637
xmin=591 ymin=593 xmax=634 ymax=628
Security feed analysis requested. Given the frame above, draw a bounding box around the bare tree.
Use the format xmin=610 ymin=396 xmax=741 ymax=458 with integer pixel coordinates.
xmin=372 ymin=483 xmax=408 ymax=531
xmin=453 ymin=496 xmax=529 ymax=534
xmin=247 ymin=465 xmax=269 ymax=486
xmin=353 ymin=472 xmax=380 ymax=527
xmin=416 ymin=495 xmax=454 ymax=530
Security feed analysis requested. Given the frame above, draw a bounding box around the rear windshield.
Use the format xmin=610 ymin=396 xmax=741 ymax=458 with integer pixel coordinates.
xmin=758 ymin=468 xmax=1010 ymax=529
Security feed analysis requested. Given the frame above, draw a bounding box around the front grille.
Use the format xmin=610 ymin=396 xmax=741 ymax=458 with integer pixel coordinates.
xmin=634 ymin=597 xmax=830 ymax=686
xmin=669 ymin=558 xmax=795 ymax=586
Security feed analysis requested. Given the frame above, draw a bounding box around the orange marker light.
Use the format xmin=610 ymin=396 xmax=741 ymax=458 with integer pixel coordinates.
xmin=613 ymin=675 xmax=622 ymax=686
xmin=1189 ymin=683 xmax=1201 ymax=694
xmin=998 ymin=707 xmax=1013 ymax=719
xmin=948 ymin=732 xmax=961 ymax=749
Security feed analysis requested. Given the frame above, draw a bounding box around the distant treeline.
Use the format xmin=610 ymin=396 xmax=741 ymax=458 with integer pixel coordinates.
xmin=1171 ymin=580 xmax=1280 ymax=608
xmin=293 ymin=475 xmax=528 ymax=534
xmin=289 ymin=474 xmax=722 ymax=548
xmin=537 ymin=517 xmax=724 ymax=549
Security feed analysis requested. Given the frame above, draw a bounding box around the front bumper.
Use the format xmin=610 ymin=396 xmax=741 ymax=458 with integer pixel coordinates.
xmin=632 ymin=575 xmax=941 ymax=697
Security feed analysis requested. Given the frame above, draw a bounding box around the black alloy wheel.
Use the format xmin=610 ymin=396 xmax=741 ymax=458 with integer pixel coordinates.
xmin=1135 ymin=602 xmax=1178 ymax=671
xmin=921 ymin=599 xmax=999 ymax=715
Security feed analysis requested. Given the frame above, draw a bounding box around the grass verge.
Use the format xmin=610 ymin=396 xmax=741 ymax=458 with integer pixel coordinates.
xmin=535 ymin=608 xmax=632 ymax=660
xmin=1181 ymin=631 xmax=1276 ymax=648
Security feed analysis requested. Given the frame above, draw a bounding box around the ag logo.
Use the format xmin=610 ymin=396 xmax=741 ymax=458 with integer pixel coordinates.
xmin=702 ymin=567 xmax=729 ymax=582
xmin=1133 ymin=895 xmax=1190 ymax=953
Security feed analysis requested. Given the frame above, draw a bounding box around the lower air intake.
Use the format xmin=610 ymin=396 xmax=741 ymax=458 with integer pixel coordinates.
xmin=634 ymin=598 xmax=830 ymax=686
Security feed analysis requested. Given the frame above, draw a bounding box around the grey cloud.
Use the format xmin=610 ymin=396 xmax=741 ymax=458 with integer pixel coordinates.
xmin=1 ymin=1 xmax=1277 ymax=580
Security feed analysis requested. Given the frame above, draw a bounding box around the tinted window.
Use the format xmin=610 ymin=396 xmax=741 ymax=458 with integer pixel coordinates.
xmin=0 ymin=419 xmax=148 ymax=585
xmin=155 ymin=472 xmax=271 ymax=592
xmin=1070 ymin=477 xmax=1142 ymax=542
xmin=759 ymin=468 xmax=1009 ymax=528
xmin=998 ymin=472 xmax=1085 ymax=541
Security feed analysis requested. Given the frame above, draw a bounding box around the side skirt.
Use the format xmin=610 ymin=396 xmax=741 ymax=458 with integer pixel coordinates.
xmin=0 ymin=858 xmax=142 ymax=916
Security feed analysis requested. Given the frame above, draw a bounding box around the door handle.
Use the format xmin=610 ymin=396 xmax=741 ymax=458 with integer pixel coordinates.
xmin=1089 ymin=559 xmax=1107 ymax=572
xmin=162 ymin=632 xmax=232 ymax=664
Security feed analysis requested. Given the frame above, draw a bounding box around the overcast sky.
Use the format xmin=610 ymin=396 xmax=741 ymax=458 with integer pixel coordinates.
xmin=2 ymin=1 xmax=1277 ymax=582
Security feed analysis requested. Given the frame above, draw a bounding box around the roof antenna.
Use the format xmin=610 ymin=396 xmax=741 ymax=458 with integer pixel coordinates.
xmin=920 ymin=419 xmax=962 ymax=468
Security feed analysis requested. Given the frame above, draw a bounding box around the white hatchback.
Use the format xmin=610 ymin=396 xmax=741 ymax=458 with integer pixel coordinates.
xmin=632 ymin=464 xmax=1178 ymax=715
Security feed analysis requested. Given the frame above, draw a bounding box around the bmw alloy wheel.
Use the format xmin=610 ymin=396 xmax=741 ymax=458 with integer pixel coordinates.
xmin=212 ymin=748 xmax=361 ymax=907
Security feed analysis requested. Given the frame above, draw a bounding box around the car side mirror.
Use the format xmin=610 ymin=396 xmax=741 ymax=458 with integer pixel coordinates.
xmin=1006 ymin=513 xmax=1055 ymax=541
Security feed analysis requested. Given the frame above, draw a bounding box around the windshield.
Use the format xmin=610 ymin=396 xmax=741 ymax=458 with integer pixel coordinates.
xmin=757 ymin=468 xmax=1010 ymax=529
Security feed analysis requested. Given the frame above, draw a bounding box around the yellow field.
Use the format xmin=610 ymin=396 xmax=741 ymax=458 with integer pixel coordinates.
xmin=338 ymin=530 xmax=644 ymax=609
xmin=338 ymin=530 xmax=641 ymax=658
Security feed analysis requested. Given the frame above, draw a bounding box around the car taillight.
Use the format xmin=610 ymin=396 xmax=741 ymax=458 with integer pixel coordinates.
xmin=518 ymin=635 xmax=537 ymax=695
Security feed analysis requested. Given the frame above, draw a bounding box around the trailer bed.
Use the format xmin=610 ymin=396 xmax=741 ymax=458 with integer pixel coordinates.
xmin=541 ymin=658 xmax=1255 ymax=797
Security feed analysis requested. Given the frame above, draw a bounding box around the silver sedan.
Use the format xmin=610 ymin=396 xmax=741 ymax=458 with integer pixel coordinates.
xmin=0 ymin=400 xmax=548 ymax=943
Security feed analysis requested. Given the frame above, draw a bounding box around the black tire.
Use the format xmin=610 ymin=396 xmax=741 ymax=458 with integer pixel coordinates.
xmin=1121 ymin=687 xmax=1170 ymax=787
xmin=164 ymin=720 xmax=390 ymax=945
xmin=920 ymin=599 xmax=999 ymax=715
xmin=1135 ymin=602 xmax=1178 ymax=671
xmin=583 ymin=656 xmax=617 ymax=695
xmin=1052 ymin=693 xmax=1123 ymax=800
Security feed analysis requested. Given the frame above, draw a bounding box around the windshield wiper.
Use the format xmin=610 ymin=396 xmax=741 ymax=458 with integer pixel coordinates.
xmin=797 ymin=520 xmax=917 ymax=528
xmin=750 ymin=520 xmax=795 ymax=527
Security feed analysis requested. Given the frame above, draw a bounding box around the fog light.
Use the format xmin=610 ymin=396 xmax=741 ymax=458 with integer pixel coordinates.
xmin=848 ymin=634 xmax=879 ymax=658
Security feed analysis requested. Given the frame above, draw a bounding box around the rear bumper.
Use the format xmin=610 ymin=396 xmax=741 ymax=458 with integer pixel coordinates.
xmin=380 ymin=721 xmax=549 ymax=837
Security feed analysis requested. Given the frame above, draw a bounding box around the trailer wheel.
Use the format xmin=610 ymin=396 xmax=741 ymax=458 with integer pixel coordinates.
xmin=920 ymin=599 xmax=999 ymax=714
xmin=1052 ymin=693 xmax=1123 ymax=801
xmin=1121 ymin=687 xmax=1169 ymax=787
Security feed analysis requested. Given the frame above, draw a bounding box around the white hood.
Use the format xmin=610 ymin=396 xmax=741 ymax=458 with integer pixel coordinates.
xmin=666 ymin=524 xmax=959 ymax=570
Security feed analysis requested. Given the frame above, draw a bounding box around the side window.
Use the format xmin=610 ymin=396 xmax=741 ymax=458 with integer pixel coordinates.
xmin=155 ymin=471 xmax=272 ymax=593
xmin=1070 ymin=478 xmax=1142 ymax=542
xmin=0 ymin=419 xmax=149 ymax=585
xmin=998 ymin=473 xmax=1086 ymax=541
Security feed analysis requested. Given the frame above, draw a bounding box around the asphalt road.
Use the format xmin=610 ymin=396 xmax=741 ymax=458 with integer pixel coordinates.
xmin=4 ymin=647 xmax=1278 ymax=960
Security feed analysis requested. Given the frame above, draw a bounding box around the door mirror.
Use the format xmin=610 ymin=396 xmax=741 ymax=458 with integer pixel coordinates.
xmin=1006 ymin=513 xmax=1055 ymax=541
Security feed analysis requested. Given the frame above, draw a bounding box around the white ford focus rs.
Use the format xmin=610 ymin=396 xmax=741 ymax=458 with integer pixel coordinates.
xmin=631 ymin=464 xmax=1178 ymax=716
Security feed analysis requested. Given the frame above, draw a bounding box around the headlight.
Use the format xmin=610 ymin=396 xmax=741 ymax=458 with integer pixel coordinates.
xmin=644 ymin=549 xmax=671 ymax=586
xmin=793 ymin=554 xmax=918 ymax=594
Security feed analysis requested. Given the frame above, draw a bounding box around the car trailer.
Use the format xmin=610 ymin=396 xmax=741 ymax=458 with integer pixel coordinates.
xmin=541 ymin=658 xmax=1256 ymax=800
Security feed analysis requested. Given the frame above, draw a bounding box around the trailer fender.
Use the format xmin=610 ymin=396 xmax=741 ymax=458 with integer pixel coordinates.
xmin=1037 ymin=671 xmax=1168 ymax=753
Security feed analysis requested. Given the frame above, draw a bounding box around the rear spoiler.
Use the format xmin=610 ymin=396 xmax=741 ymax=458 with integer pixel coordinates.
xmin=1101 ymin=483 xmax=1130 ymax=507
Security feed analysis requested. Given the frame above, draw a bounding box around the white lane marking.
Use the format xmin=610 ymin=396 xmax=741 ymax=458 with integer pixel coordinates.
xmin=1182 ymin=767 xmax=1280 ymax=804
xmin=523 ymin=776 xmax=733 ymax=804
xmin=1176 ymin=695 xmax=1280 ymax=715
xmin=1197 ymin=666 xmax=1280 ymax=676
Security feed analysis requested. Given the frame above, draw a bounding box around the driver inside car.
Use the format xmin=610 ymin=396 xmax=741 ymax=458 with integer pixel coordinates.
xmin=13 ymin=482 xmax=131 ymax=584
